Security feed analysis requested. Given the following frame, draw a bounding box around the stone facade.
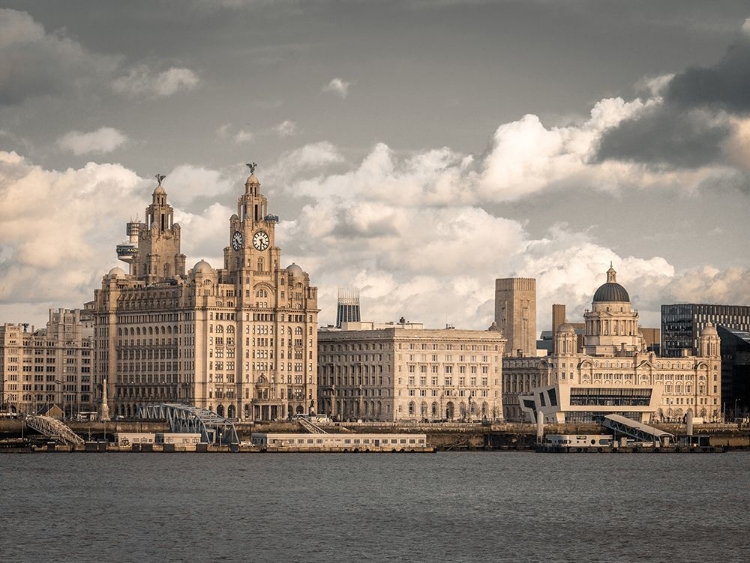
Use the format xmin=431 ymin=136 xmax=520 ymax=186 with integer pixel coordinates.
xmin=318 ymin=321 xmax=505 ymax=422
xmin=505 ymin=267 xmax=722 ymax=424
xmin=495 ymin=278 xmax=536 ymax=356
xmin=0 ymin=308 xmax=95 ymax=416
xmin=94 ymin=172 xmax=318 ymax=421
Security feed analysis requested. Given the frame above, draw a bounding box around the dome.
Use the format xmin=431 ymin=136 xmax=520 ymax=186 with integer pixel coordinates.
xmin=193 ymin=259 xmax=214 ymax=275
xmin=286 ymin=263 xmax=304 ymax=276
xmin=246 ymin=174 xmax=260 ymax=185
xmin=487 ymin=321 xmax=501 ymax=332
xmin=108 ymin=267 xmax=126 ymax=278
xmin=701 ymin=323 xmax=718 ymax=337
xmin=593 ymin=283 xmax=630 ymax=303
xmin=592 ymin=264 xmax=630 ymax=303
xmin=557 ymin=322 xmax=576 ymax=334
xmin=153 ymin=185 xmax=166 ymax=196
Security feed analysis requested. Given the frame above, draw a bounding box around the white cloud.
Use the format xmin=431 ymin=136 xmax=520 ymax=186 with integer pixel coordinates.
xmin=1 ymin=145 xmax=748 ymax=333
xmin=0 ymin=153 xmax=242 ymax=324
xmin=323 ymin=77 xmax=350 ymax=99
xmin=234 ymin=129 xmax=254 ymax=143
xmin=162 ymin=164 xmax=234 ymax=207
xmin=216 ymin=123 xmax=231 ymax=138
xmin=273 ymin=120 xmax=297 ymax=137
xmin=57 ymin=127 xmax=127 ymax=155
xmin=112 ymin=66 xmax=199 ymax=98
xmin=0 ymin=151 xmax=145 ymax=310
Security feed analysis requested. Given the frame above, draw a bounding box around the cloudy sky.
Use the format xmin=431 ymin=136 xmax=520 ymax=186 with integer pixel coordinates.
xmin=1 ymin=0 xmax=750 ymax=335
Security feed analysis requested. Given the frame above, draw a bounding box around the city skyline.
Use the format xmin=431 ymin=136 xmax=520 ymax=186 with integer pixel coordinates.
xmin=1 ymin=1 xmax=750 ymax=333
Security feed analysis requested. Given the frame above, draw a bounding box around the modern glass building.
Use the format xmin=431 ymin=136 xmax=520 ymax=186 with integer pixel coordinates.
xmin=661 ymin=304 xmax=750 ymax=357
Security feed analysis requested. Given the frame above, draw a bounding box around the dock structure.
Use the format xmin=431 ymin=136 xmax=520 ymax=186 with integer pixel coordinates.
xmin=297 ymin=417 xmax=327 ymax=433
xmin=602 ymin=414 xmax=675 ymax=447
xmin=251 ymin=432 xmax=432 ymax=452
xmin=137 ymin=403 xmax=239 ymax=445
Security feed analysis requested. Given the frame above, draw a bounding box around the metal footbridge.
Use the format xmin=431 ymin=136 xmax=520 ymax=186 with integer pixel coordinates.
xmin=25 ymin=415 xmax=85 ymax=446
xmin=137 ymin=403 xmax=239 ymax=445
xmin=602 ymin=414 xmax=675 ymax=447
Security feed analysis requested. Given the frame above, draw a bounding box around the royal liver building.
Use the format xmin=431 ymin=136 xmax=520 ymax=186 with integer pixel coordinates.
xmin=93 ymin=168 xmax=319 ymax=421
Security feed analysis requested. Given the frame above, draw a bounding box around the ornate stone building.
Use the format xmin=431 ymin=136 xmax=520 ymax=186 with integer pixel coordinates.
xmin=318 ymin=321 xmax=505 ymax=422
xmin=0 ymin=308 xmax=95 ymax=416
xmin=93 ymin=170 xmax=318 ymax=421
xmin=504 ymin=266 xmax=722 ymax=424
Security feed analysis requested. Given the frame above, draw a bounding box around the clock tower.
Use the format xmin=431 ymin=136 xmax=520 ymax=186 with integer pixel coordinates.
xmin=225 ymin=163 xmax=281 ymax=281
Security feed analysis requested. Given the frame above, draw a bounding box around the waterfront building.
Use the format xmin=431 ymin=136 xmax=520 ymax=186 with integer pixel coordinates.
xmin=0 ymin=308 xmax=95 ymax=416
xmin=317 ymin=320 xmax=505 ymax=422
xmin=495 ymin=278 xmax=536 ymax=356
xmin=335 ymin=287 xmax=361 ymax=328
xmin=508 ymin=265 xmax=721 ymax=424
xmin=716 ymin=326 xmax=750 ymax=419
xmin=93 ymin=170 xmax=319 ymax=421
xmin=661 ymin=303 xmax=750 ymax=357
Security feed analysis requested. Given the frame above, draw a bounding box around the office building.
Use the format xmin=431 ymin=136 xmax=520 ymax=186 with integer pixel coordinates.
xmin=661 ymin=303 xmax=750 ymax=357
xmin=93 ymin=170 xmax=319 ymax=421
xmin=0 ymin=308 xmax=95 ymax=416
xmin=318 ymin=320 xmax=505 ymax=422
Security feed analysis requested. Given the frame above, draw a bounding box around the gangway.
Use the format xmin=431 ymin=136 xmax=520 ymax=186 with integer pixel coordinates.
xmin=298 ymin=417 xmax=327 ymax=434
xmin=25 ymin=415 xmax=84 ymax=446
xmin=137 ymin=403 xmax=239 ymax=445
xmin=602 ymin=414 xmax=675 ymax=447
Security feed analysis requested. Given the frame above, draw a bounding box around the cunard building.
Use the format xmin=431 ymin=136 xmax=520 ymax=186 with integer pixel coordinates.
xmin=94 ymin=168 xmax=318 ymax=421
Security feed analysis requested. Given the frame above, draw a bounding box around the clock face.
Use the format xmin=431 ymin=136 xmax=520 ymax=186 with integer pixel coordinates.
xmin=231 ymin=231 xmax=243 ymax=251
xmin=253 ymin=230 xmax=270 ymax=251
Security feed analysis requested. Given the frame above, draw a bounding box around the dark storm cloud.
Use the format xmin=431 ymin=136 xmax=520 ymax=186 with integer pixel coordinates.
xmin=595 ymin=106 xmax=731 ymax=168
xmin=666 ymin=34 xmax=750 ymax=113
xmin=0 ymin=9 xmax=117 ymax=105
xmin=596 ymin=27 xmax=750 ymax=169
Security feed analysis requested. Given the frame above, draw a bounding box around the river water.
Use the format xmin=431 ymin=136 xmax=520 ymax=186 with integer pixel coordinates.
xmin=1 ymin=452 xmax=748 ymax=562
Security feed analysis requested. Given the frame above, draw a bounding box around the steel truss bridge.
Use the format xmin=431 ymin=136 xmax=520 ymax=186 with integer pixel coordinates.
xmin=137 ymin=403 xmax=239 ymax=445
xmin=25 ymin=415 xmax=85 ymax=446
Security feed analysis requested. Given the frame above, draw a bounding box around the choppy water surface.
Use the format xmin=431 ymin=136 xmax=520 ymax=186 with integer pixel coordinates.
xmin=2 ymin=452 xmax=748 ymax=562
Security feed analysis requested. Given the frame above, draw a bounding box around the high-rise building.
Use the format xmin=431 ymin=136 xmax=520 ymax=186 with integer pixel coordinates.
xmin=716 ymin=326 xmax=750 ymax=420
xmin=336 ymin=288 xmax=361 ymax=328
xmin=93 ymin=169 xmax=319 ymax=421
xmin=0 ymin=308 xmax=95 ymax=416
xmin=661 ymin=304 xmax=750 ymax=357
xmin=318 ymin=321 xmax=505 ymax=422
xmin=495 ymin=278 xmax=536 ymax=356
